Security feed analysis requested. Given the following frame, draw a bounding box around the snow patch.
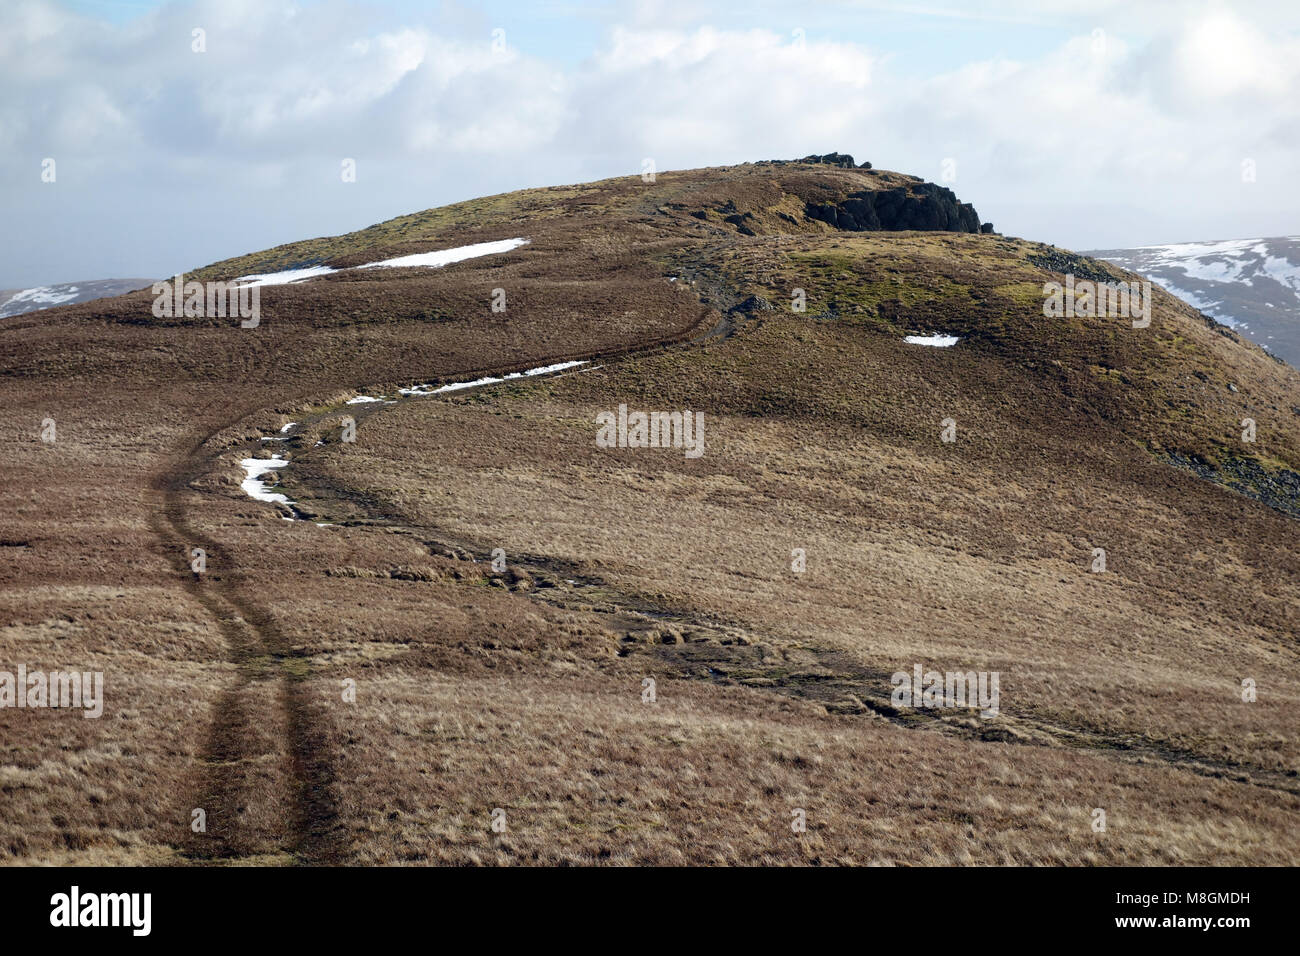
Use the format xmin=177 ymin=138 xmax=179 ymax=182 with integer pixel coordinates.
xmin=234 ymin=265 xmax=337 ymax=288
xmin=240 ymin=455 xmax=293 ymax=504
xmin=398 ymin=360 xmax=587 ymax=396
xmin=357 ymin=238 xmax=530 ymax=271
xmin=234 ymin=238 xmax=530 ymax=288
xmin=904 ymin=334 xmax=960 ymax=347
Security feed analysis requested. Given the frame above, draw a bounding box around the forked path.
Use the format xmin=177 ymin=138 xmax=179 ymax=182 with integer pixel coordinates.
xmin=159 ymin=303 xmax=728 ymax=864
xmin=152 ymin=413 xmax=344 ymax=863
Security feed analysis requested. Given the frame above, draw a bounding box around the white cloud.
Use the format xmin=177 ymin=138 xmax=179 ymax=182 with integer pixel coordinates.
xmin=1 ymin=0 xmax=1298 ymax=286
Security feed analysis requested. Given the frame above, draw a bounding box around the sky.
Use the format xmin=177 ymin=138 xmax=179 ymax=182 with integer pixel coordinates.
xmin=2 ymin=0 xmax=1298 ymax=287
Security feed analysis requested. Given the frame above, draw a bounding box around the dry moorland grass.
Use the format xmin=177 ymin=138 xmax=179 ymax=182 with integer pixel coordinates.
xmin=2 ymin=161 xmax=1297 ymax=865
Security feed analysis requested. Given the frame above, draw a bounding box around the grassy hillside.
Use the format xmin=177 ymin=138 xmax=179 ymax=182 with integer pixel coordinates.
xmin=2 ymin=160 xmax=1296 ymax=865
xmin=189 ymin=160 xmax=1300 ymax=513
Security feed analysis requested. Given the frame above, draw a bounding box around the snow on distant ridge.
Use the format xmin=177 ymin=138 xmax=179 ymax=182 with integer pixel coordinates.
xmin=1124 ymin=237 xmax=1300 ymax=291
xmin=6 ymin=286 xmax=79 ymax=307
xmin=1087 ymin=236 xmax=1300 ymax=367
xmin=0 ymin=278 xmax=153 ymax=318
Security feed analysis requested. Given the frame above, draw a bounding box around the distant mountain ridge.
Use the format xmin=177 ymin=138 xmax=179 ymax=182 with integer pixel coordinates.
xmin=1087 ymin=237 xmax=1300 ymax=366
xmin=0 ymin=278 xmax=154 ymax=319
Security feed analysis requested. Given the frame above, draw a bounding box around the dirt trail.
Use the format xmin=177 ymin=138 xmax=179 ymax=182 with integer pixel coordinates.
xmin=151 ymin=415 xmax=344 ymax=863
xmin=156 ymin=300 xmax=729 ymax=864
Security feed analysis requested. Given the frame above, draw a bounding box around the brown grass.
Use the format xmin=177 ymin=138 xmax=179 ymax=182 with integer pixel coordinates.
xmin=2 ymin=161 xmax=1296 ymax=865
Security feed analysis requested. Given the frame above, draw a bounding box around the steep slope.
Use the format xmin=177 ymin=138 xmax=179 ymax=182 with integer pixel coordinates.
xmin=2 ymin=160 xmax=1297 ymax=865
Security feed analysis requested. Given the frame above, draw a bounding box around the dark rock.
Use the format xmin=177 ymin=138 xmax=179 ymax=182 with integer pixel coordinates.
xmin=806 ymin=181 xmax=985 ymax=234
xmin=759 ymin=153 xmax=870 ymax=170
xmin=657 ymin=626 xmax=684 ymax=645
xmin=723 ymin=212 xmax=757 ymax=236
xmin=734 ymin=295 xmax=774 ymax=314
xmin=798 ymin=152 xmax=858 ymax=168
xmin=1165 ymin=451 xmax=1300 ymax=519
xmin=1026 ymin=249 xmax=1119 ymax=284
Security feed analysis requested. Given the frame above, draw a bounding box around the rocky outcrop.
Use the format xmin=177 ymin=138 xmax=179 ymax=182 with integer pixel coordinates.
xmin=733 ymin=294 xmax=774 ymax=314
xmin=1166 ymin=452 xmax=1300 ymax=520
xmin=1026 ymin=248 xmax=1122 ymax=284
xmin=759 ymin=152 xmax=873 ymax=169
xmin=797 ymin=152 xmax=871 ymax=169
xmin=706 ymin=154 xmax=993 ymax=235
xmin=806 ymin=181 xmax=988 ymax=234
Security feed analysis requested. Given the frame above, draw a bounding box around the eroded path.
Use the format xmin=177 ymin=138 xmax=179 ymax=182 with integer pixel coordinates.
xmin=159 ymin=302 xmax=728 ymax=864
